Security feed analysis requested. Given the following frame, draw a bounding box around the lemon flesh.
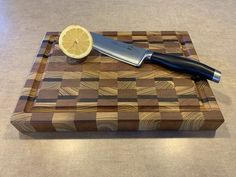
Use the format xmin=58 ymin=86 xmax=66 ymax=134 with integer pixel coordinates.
xmin=59 ymin=25 xmax=93 ymax=59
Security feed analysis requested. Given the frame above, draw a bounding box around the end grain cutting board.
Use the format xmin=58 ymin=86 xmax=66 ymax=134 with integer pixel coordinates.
xmin=11 ymin=31 xmax=224 ymax=132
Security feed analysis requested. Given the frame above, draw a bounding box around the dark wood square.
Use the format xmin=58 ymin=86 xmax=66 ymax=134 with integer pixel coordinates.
xmin=37 ymin=89 xmax=58 ymax=99
xmin=78 ymin=89 xmax=98 ymax=99
xmin=61 ymin=79 xmax=80 ymax=87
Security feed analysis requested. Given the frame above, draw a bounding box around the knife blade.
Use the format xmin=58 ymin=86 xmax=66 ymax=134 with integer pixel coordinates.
xmin=91 ymin=32 xmax=221 ymax=83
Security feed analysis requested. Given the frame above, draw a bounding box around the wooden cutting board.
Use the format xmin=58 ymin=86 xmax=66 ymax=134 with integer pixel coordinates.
xmin=11 ymin=31 xmax=224 ymax=132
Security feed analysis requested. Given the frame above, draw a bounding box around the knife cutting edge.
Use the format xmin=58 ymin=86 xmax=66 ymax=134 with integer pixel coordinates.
xmin=91 ymin=32 xmax=221 ymax=83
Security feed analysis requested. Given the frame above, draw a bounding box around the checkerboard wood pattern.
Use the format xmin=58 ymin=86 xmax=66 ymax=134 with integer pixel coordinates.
xmin=11 ymin=31 xmax=224 ymax=132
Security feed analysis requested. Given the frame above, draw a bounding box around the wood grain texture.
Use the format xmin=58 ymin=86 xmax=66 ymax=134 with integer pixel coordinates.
xmin=11 ymin=31 xmax=224 ymax=132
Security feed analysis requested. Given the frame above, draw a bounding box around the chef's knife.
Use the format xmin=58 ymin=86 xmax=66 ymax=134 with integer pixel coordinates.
xmin=91 ymin=32 xmax=221 ymax=83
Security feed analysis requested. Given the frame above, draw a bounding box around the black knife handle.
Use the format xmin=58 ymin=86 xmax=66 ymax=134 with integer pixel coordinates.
xmin=149 ymin=52 xmax=221 ymax=83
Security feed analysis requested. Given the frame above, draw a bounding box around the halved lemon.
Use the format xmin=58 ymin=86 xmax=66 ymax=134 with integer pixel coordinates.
xmin=59 ymin=25 xmax=93 ymax=59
